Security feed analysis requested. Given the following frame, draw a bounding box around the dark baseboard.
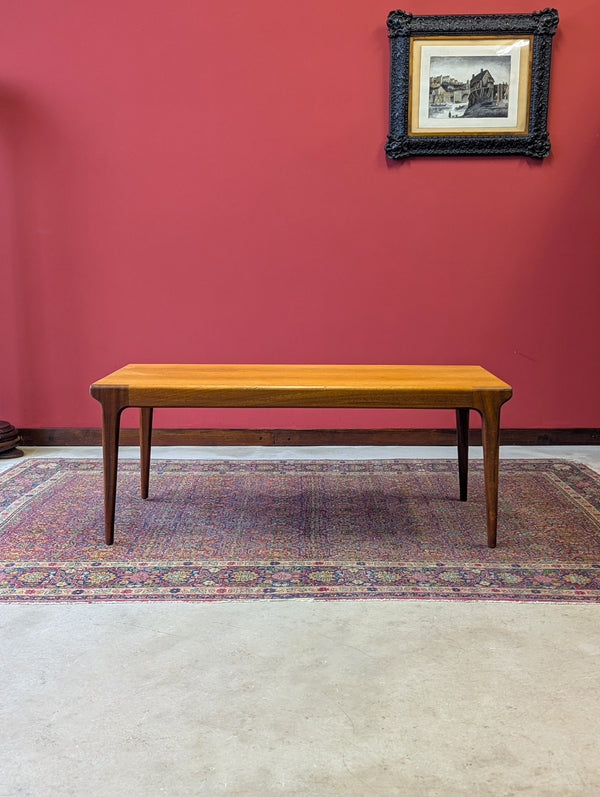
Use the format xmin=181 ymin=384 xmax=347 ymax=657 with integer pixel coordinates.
xmin=18 ymin=427 xmax=600 ymax=446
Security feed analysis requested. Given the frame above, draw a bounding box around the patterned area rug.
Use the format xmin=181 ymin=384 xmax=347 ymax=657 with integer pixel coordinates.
xmin=1 ymin=458 xmax=599 ymax=602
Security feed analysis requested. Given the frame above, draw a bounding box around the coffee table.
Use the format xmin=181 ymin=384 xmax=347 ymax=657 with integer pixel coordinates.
xmin=90 ymin=364 xmax=512 ymax=547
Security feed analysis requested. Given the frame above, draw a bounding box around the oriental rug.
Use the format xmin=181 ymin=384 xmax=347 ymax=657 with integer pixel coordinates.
xmin=1 ymin=458 xmax=599 ymax=603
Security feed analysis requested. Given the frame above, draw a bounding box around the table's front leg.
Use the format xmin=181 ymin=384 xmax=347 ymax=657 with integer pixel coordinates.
xmin=100 ymin=398 xmax=123 ymax=546
xmin=91 ymin=384 xmax=129 ymax=546
xmin=477 ymin=394 xmax=504 ymax=549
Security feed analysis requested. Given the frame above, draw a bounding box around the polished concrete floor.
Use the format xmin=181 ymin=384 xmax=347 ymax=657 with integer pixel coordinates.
xmin=1 ymin=446 xmax=600 ymax=796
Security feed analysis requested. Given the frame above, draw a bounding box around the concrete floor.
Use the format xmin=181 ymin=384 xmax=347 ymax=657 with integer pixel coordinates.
xmin=1 ymin=446 xmax=600 ymax=796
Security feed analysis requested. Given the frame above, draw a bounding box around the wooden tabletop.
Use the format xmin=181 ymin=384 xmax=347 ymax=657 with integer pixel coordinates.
xmin=91 ymin=364 xmax=512 ymax=409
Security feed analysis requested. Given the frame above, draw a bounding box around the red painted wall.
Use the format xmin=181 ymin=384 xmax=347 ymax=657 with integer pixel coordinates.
xmin=1 ymin=1 xmax=599 ymax=431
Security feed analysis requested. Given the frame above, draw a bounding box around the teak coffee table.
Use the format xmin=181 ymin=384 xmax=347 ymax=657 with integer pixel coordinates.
xmin=90 ymin=364 xmax=512 ymax=547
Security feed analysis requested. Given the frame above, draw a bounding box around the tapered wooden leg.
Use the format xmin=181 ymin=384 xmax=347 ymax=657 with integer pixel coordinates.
xmin=100 ymin=399 xmax=123 ymax=546
xmin=456 ymin=408 xmax=469 ymax=502
xmin=479 ymin=397 xmax=502 ymax=549
xmin=140 ymin=407 xmax=153 ymax=499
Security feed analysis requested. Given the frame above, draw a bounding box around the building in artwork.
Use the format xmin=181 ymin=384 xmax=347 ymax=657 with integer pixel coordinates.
xmin=468 ymin=69 xmax=509 ymax=108
xmin=429 ymin=75 xmax=469 ymax=106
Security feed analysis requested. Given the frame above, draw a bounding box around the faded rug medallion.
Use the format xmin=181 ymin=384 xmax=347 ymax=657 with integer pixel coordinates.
xmin=1 ymin=458 xmax=599 ymax=602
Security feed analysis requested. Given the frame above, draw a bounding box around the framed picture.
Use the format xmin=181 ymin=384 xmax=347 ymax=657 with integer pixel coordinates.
xmin=385 ymin=9 xmax=559 ymax=159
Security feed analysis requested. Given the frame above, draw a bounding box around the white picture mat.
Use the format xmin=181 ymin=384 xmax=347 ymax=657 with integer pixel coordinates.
xmin=417 ymin=39 xmax=529 ymax=130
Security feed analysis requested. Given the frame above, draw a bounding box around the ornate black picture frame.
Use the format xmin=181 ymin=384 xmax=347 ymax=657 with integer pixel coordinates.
xmin=385 ymin=8 xmax=559 ymax=159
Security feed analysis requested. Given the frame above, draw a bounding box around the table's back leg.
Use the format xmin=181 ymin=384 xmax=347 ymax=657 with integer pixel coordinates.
xmin=140 ymin=407 xmax=153 ymax=499
xmin=456 ymin=408 xmax=469 ymax=501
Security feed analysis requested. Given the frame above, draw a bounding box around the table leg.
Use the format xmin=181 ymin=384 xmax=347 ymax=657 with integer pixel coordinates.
xmin=456 ymin=408 xmax=469 ymax=502
xmin=100 ymin=398 xmax=123 ymax=546
xmin=140 ymin=407 xmax=153 ymax=499
xmin=479 ymin=397 xmax=502 ymax=549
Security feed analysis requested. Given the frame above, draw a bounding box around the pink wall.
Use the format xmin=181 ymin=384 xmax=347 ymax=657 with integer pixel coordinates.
xmin=1 ymin=1 xmax=599 ymax=431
